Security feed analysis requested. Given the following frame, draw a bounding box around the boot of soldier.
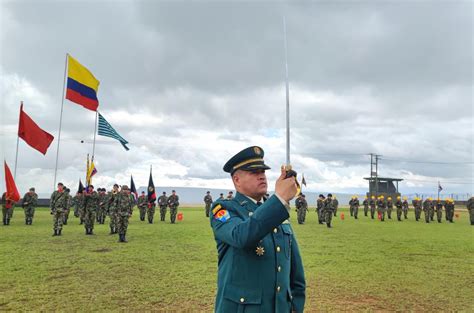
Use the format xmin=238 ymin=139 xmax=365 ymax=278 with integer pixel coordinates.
xmin=2 ymin=217 xmax=6 ymax=225
xmin=64 ymin=218 xmax=68 ymax=225
xmin=123 ymin=232 xmax=128 ymax=243
xmin=326 ymin=222 xmax=331 ymax=228
xmin=110 ymin=226 xmax=114 ymax=235
xmin=52 ymin=229 xmax=57 ymax=236
xmin=89 ymin=228 xmax=94 ymax=235
xmin=58 ymin=229 xmax=62 ymax=236
xmin=25 ymin=219 xmax=28 ymax=225
xmin=85 ymin=228 xmax=89 ymax=235
xmin=118 ymin=234 xmax=123 ymax=242
xmin=6 ymin=218 xmax=10 ymax=225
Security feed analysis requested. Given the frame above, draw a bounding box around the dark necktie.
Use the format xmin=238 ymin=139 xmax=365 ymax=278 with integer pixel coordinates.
xmin=256 ymin=201 xmax=262 ymax=206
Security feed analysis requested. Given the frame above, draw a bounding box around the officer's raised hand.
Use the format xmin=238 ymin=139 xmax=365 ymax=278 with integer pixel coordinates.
xmin=275 ymin=165 xmax=298 ymax=203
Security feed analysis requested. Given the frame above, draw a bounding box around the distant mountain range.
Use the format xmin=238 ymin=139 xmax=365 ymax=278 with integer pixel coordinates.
xmin=137 ymin=186 xmax=358 ymax=206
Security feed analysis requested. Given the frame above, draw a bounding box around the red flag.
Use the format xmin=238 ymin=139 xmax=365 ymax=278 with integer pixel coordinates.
xmin=18 ymin=103 xmax=54 ymax=155
xmin=4 ymin=161 xmax=20 ymax=202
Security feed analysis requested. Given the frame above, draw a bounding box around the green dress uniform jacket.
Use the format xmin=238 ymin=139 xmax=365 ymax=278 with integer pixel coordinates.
xmin=210 ymin=192 xmax=305 ymax=313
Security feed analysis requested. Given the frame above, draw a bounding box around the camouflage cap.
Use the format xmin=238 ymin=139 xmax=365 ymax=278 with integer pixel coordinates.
xmin=223 ymin=146 xmax=271 ymax=175
xmin=121 ymin=185 xmax=129 ymax=190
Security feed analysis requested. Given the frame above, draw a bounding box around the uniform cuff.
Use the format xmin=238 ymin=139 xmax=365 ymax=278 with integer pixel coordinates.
xmin=275 ymin=193 xmax=291 ymax=213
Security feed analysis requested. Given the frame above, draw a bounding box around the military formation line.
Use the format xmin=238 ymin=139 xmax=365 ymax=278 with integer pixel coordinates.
xmin=292 ymin=194 xmax=474 ymax=227
xmin=1 ymin=183 xmax=181 ymax=243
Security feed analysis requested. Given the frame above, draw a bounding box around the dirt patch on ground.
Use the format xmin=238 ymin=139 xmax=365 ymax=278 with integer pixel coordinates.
xmin=92 ymin=248 xmax=112 ymax=253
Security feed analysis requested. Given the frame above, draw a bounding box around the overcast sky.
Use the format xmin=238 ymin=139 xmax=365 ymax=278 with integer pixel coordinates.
xmin=1 ymin=0 xmax=472 ymax=197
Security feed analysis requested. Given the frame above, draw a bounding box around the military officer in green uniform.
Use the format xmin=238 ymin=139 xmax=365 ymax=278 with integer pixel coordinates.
xmin=50 ymin=183 xmax=68 ymax=236
xmin=22 ymin=187 xmax=38 ymax=225
xmin=210 ymin=146 xmax=305 ymax=313
xmin=158 ymin=191 xmax=168 ymax=222
xmin=204 ymin=191 xmax=213 ymax=217
xmin=167 ymin=190 xmax=179 ymax=223
xmin=137 ymin=191 xmax=147 ymax=221
xmin=467 ymin=197 xmax=474 ymax=225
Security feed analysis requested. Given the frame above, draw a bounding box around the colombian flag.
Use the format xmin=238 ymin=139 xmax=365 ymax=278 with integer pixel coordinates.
xmin=65 ymin=55 xmax=100 ymax=111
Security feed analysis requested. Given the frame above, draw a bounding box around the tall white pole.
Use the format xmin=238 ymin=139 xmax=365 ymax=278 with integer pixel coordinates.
xmin=283 ymin=16 xmax=290 ymax=166
xmin=92 ymin=111 xmax=98 ymax=158
xmin=14 ymin=101 xmax=22 ymax=180
xmin=53 ymin=53 xmax=68 ymax=188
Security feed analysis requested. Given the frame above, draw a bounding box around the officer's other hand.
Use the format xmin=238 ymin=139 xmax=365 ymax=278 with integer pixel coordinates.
xmin=275 ymin=165 xmax=297 ymax=203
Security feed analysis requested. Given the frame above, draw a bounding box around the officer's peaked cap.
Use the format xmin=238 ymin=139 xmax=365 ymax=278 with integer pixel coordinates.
xmin=223 ymin=146 xmax=271 ymax=174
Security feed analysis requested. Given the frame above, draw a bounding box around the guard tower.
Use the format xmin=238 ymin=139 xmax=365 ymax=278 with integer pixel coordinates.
xmin=364 ymin=154 xmax=403 ymax=199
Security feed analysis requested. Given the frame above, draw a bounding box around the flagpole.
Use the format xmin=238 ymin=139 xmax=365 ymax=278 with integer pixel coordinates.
xmin=283 ymin=16 xmax=290 ymax=166
xmin=92 ymin=111 xmax=98 ymax=158
xmin=53 ymin=53 xmax=68 ymax=188
xmin=14 ymin=101 xmax=22 ymax=180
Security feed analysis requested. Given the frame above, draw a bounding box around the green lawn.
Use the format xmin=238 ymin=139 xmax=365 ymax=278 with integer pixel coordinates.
xmin=0 ymin=206 xmax=472 ymax=311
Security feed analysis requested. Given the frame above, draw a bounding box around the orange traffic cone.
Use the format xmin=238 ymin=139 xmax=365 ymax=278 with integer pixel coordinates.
xmin=341 ymin=213 xmax=345 ymax=220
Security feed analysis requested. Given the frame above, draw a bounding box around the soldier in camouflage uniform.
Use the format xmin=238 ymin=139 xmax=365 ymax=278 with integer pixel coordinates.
xmin=467 ymin=197 xmax=474 ymax=226
xmin=395 ymin=196 xmax=403 ymax=221
xmin=429 ymin=199 xmax=435 ymax=221
xmin=22 ymin=187 xmax=38 ymax=225
xmin=445 ymin=198 xmax=455 ymax=223
xmin=167 ymin=190 xmax=180 ymax=224
xmin=137 ymin=191 xmax=147 ymax=221
xmin=147 ymin=193 xmax=157 ymax=224
xmin=115 ymin=185 xmax=134 ymax=243
xmin=349 ymin=196 xmax=355 ymax=217
xmin=362 ymin=196 xmax=369 ymax=217
xmin=435 ymin=199 xmax=443 ymax=223
xmin=295 ymin=194 xmax=308 ymax=224
xmin=352 ymin=196 xmax=360 ymax=219
xmin=96 ymin=188 xmax=107 ymax=224
xmin=316 ymin=194 xmax=325 ymax=224
xmin=204 ymin=191 xmax=213 ymax=218
xmin=402 ymin=197 xmax=409 ymax=219
xmin=108 ymin=184 xmax=120 ymax=234
xmin=386 ymin=197 xmax=393 ymax=219
xmin=50 ymin=183 xmax=68 ymax=236
xmin=377 ymin=195 xmax=386 ymax=222
xmin=369 ymin=195 xmax=376 ymax=219
xmin=73 ymin=191 xmax=82 ymax=218
xmin=158 ymin=191 xmax=168 ymax=222
xmin=413 ymin=198 xmax=422 ymax=221
xmin=422 ymin=198 xmax=432 ymax=223
xmin=83 ymin=185 xmax=99 ymax=235
xmin=2 ymin=192 xmax=16 ymax=226
xmin=333 ymin=195 xmax=339 ymax=217
xmin=323 ymin=193 xmax=335 ymax=228
xmin=63 ymin=188 xmax=73 ymax=225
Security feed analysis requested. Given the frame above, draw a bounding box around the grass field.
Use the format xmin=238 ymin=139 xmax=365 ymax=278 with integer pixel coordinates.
xmin=0 ymin=206 xmax=473 ymax=312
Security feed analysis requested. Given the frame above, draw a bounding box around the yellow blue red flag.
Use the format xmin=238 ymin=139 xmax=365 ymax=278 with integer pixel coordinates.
xmin=66 ymin=55 xmax=100 ymax=111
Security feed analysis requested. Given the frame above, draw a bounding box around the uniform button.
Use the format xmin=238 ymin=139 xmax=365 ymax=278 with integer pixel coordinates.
xmin=273 ymin=228 xmax=278 ymax=233
xmin=240 ymin=298 xmax=245 ymax=303
xmin=277 ymin=266 xmax=281 ymax=272
xmin=276 ymin=246 xmax=281 ymax=252
xmin=277 ymin=286 xmax=281 ymax=292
